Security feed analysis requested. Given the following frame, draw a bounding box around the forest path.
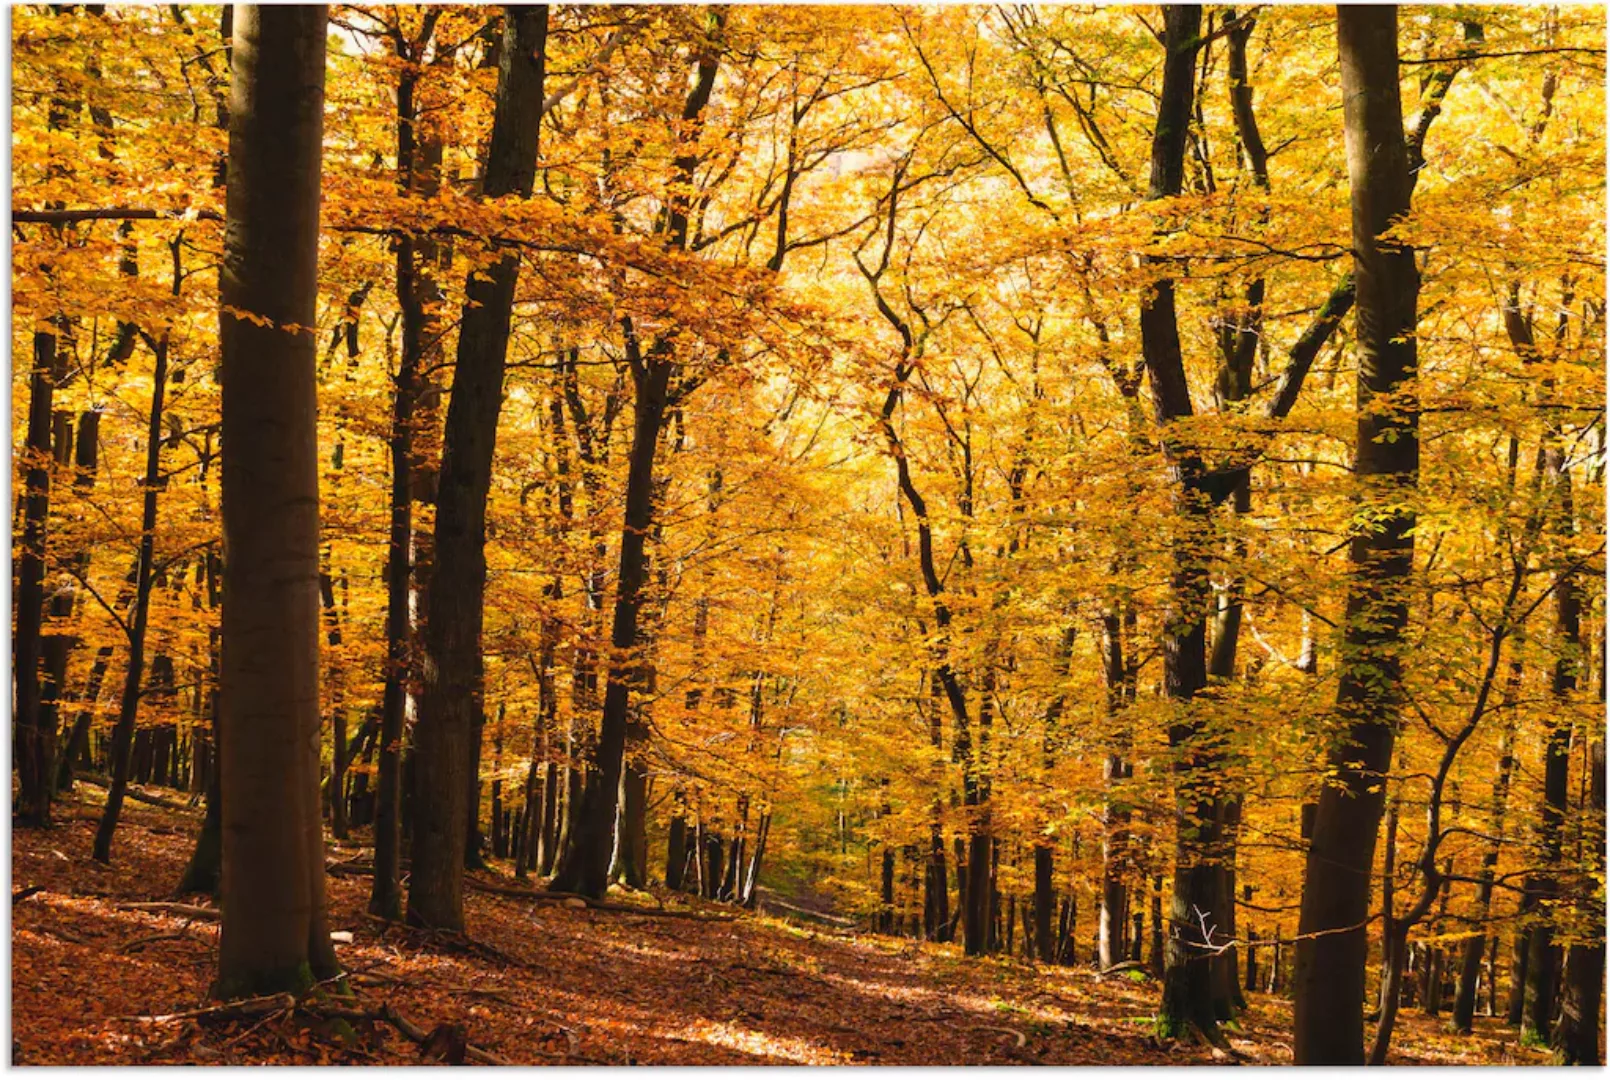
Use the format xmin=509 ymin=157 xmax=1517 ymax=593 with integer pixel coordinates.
xmin=13 ymin=795 xmax=1543 ymax=1065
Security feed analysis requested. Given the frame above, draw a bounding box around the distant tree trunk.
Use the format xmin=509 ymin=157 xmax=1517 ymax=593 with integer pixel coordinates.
xmin=37 ymin=413 xmax=78 ymax=809
xmin=176 ymin=575 xmax=224 ymax=896
xmin=1454 ymin=663 xmax=1519 ymax=1033
xmin=1294 ymin=6 xmax=1421 ymax=1063
xmin=212 ymin=3 xmax=338 ymax=997
xmin=550 ymin=25 xmax=721 ymax=900
xmin=742 ymin=810 xmax=770 ymax=908
xmin=1555 ymin=737 xmax=1605 ymax=1064
xmin=1525 ymin=433 xmax=1583 ymax=1045
xmin=665 ymin=807 xmax=688 ymax=891
xmin=1509 ymin=905 xmax=1534 ymax=1026
xmin=1098 ymin=612 xmax=1131 ymax=971
xmin=1034 ymin=845 xmax=1055 ymax=964
xmin=409 ymin=5 xmax=547 ymax=930
xmin=14 ymin=61 xmax=76 ymax=829
xmin=92 ymin=255 xmax=176 ymax=864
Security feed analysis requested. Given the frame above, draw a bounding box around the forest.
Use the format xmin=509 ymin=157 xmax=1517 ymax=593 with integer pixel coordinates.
xmin=9 ymin=2 xmax=1606 ymax=1066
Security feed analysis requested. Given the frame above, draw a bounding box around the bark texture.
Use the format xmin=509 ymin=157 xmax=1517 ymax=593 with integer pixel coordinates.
xmin=409 ymin=5 xmax=548 ymax=929
xmin=1293 ymin=6 xmax=1420 ymax=1062
xmin=214 ymin=3 xmax=338 ymax=998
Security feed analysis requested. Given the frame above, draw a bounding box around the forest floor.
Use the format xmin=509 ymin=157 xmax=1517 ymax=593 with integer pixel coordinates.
xmin=12 ymin=790 xmax=1553 ymax=1066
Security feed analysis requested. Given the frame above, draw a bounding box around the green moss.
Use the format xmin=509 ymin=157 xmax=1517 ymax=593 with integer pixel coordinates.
xmin=211 ymin=960 xmax=315 ymax=1002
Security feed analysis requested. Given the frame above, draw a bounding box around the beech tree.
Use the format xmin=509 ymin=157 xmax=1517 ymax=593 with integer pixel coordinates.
xmin=408 ymin=4 xmax=548 ymax=931
xmin=1292 ymin=6 xmax=1422 ymax=1063
xmin=213 ymin=3 xmax=339 ymax=997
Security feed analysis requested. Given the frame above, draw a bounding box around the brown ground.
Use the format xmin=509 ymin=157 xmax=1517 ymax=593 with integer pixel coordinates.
xmin=12 ymin=791 xmax=1554 ymax=1065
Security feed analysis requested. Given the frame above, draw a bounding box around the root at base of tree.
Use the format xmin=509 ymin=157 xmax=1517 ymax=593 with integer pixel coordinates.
xmin=117 ymin=991 xmax=513 ymax=1065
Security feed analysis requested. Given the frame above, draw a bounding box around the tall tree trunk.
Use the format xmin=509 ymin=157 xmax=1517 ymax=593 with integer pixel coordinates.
xmin=213 ymin=3 xmax=337 ymax=997
xmin=1555 ymin=738 xmax=1605 ymax=1064
xmin=93 ymin=244 xmax=179 ymax=864
xmin=1137 ymin=4 xmax=1232 ymax=1040
xmin=1294 ymin=8 xmax=1421 ymax=1062
xmin=549 ymin=356 xmax=671 ymax=897
xmin=1526 ymin=435 xmax=1583 ymax=1045
xmin=14 ymin=49 xmax=76 ymax=829
xmin=1453 ymin=654 xmax=1520 ymax=1033
xmin=550 ymin=26 xmax=721 ymax=898
xmin=409 ymin=5 xmax=548 ymax=930
xmin=1098 ymin=612 xmax=1132 ymax=970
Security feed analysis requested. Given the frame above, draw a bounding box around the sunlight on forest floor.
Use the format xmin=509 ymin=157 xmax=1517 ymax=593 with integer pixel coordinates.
xmin=12 ymin=794 xmax=1561 ymax=1066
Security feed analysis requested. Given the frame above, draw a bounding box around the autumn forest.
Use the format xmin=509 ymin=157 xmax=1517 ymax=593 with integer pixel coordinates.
xmin=10 ymin=2 xmax=1607 ymax=1066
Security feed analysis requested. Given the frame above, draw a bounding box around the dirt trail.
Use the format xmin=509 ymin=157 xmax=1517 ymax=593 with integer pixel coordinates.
xmin=12 ymin=798 xmax=1548 ymax=1065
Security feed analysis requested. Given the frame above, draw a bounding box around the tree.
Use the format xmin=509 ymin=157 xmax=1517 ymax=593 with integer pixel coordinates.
xmin=213 ymin=3 xmax=338 ymax=998
xmin=408 ymin=4 xmax=548 ymax=931
xmin=549 ymin=10 xmax=725 ymax=900
xmin=1292 ymin=6 xmax=1422 ymax=1063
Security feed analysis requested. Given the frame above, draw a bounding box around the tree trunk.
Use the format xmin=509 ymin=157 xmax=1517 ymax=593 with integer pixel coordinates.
xmin=549 ymin=25 xmax=720 ymax=900
xmin=1453 ymin=667 xmax=1519 ymax=1033
xmin=665 ymin=809 xmax=688 ymax=892
xmin=1555 ymin=737 xmax=1605 ymax=1064
xmin=13 ymin=64 xmax=76 ymax=828
xmin=213 ymin=3 xmax=337 ymax=998
xmin=1034 ymin=844 xmax=1055 ymax=964
xmin=1294 ymin=7 xmax=1421 ymax=1063
xmin=409 ymin=5 xmax=548 ymax=930
xmin=92 ymin=274 xmax=175 ymax=864
xmin=1525 ymin=434 xmax=1583 ymax=1045
xmin=549 ymin=358 xmax=671 ymax=897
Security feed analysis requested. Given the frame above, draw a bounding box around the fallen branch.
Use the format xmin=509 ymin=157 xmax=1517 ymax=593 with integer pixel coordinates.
xmin=117 ymin=901 xmax=220 ymax=921
xmin=314 ymin=1002 xmax=510 ymax=1065
xmin=753 ymin=891 xmax=857 ymax=928
xmin=121 ymin=930 xmax=207 ymax=953
xmin=465 ymin=878 xmax=737 ymax=921
xmin=1099 ymin=959 xmax=1152 ymax=978
xmin=12 ymin=885 xmax=46 ymax=904
xmin=75 ymin=775 xmax=198 ymax=813
xmin=972 ymin=1024 xmax=1028 ymax=1048
xmin=119 ymin=993 xmax=294 ymax=1024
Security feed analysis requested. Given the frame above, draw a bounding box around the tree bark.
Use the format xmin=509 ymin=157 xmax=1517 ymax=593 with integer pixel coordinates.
xmin=1294 ymin=8 xmax=1421 ymax=1061
xmin=1555 ymin=738 xmax=1605 ymax=1064
xmin=93 ymin=242 xmax=180 ymax=864
xmin=1453 ymin=655 xmax=1520 ymax=1033
xmin=213 ymin=3 xmax=337 ymax=998
xmin=549 ymin=23 xmax=721 ymax=899
xmin=409 ymin=5 xmax=548 ymax=930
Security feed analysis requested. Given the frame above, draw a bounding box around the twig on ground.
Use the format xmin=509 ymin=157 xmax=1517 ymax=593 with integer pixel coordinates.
xmin=116 ymin=901 xmax=221 ymax=921
xmin=971 ymin=1024 xmax=1028 ymax=1049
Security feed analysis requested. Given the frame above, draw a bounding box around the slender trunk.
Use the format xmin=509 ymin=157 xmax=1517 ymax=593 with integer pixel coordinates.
xmin=14 ymin=68 xmax=76 ymax=828
xmin=549 ymin=25 xmax=721 ymax=900
xmin=742 ymin=810 xmax=770 ymax=908
xmin=409 ymin=5 xmax=548 ymax=930
xmin=1555 ymin=737 xmax=1605 ymax=1063
xmin=93 ymin=282 xmax=174 ymax=863
xmin=1099 ymin=612 xmax=1131 ymax=970
xmin=665 ymin=807 xmax=688 ymax=891
xmin=1454 ymin=664 xmax=1519 ymax=1032
xmin=549 ymin=359 xmax=671 ymax=897
xmin=1526 ymin=438 xmax=1583 ymax=1044
xmin=213 ymin=4 xmax=336 ymax=997
xmin=1294 ymin=7 xmax=1421 ymax=1063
